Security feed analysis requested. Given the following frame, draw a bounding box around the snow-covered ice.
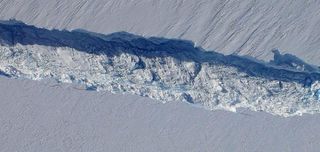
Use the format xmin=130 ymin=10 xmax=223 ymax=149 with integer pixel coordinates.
xmin=1 ymin=0 xmax=320 ymax=65
xmin=1 ymin=76 xmax=320 ymax=152
xmin=1 ymin=1 xmax=320 ymax=150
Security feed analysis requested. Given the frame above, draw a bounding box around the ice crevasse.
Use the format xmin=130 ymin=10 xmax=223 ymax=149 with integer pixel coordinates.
xmin=1 ymin=21 xmax=320 ymax=117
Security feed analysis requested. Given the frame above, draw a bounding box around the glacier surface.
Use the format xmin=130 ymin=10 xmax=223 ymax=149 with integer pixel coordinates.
xmin=1 ymin=21 xmax=320 ymax=117
xmin=1 ymin=0 xmax=320 ymax=65
xmin=2 ymin=77 xmax=320 ymax=152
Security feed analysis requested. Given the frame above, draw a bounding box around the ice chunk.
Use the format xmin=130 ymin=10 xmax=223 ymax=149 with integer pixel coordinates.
xmin=316 ymin=89 xmax=320 ymax=101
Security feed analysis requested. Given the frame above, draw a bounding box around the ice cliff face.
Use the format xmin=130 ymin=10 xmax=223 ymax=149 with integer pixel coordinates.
xmin=1 ymin=0 xmax=320 ymax=65
xmin=1 ymin=21 xmax=320 ymax=117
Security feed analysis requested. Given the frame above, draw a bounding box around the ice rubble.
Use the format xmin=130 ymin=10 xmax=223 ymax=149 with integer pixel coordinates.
xmin=0 ymin=21 xmax=320 ymax=117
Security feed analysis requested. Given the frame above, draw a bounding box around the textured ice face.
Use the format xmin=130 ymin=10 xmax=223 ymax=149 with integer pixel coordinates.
xmin=1 ymin=21 xmax=320 ymax=117
xmin=1 ymin=44 xmax=320 ymax=117
xmin=316 ymin=90 xmax=320 ymax=101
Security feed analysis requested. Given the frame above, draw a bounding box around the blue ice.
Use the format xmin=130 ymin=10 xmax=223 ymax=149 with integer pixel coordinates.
xmin=316 ymin=89 xmax=320 ymax=101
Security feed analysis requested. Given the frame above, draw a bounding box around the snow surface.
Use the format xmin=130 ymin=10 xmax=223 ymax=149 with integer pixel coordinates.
xmin=1 ymin=76 xmax=320 ymax=152
xmin=1 ymin=21 xmax=320 ymax=117
xmin=0 ymin=0 xmax=320 ymax=65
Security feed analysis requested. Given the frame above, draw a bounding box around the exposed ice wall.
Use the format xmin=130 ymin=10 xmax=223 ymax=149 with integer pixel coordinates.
xmin=1 ymin=21 xmax=320 ymax=117
xmin=0 ymin=0 xmax=320 ymax=65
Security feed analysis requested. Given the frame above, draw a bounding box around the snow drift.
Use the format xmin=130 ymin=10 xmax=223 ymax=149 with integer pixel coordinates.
xmin=1 ymin=20 xmax=320 ymax=117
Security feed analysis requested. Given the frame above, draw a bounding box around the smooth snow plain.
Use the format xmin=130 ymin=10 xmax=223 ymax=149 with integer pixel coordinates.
xmin=0 ymin=0 xmax=320 ymax=65
xmin=1 ymin=76 xmax=320 ymax=152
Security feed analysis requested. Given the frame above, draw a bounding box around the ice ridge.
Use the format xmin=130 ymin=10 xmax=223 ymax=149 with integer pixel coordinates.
xmin=1 ymin=21 xmax=320 ymax=117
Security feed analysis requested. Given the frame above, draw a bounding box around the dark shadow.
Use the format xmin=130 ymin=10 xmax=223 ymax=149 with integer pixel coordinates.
xmin=0 ymin=20 xmax=320 ymax=85
xmin=0 ymin=70 xmax=11 ymax=77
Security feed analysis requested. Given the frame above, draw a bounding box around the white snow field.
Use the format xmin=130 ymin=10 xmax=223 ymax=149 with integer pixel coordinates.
xmin=0 ymin=0 xmax=320 ymax=65
xmin=1 ymin=76 xmax=320 ymax=152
